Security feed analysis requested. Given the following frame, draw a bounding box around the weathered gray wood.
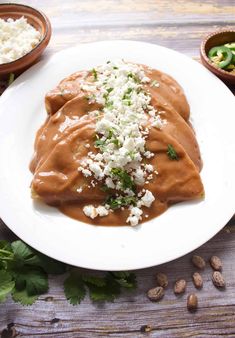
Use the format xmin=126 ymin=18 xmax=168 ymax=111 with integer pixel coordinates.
xmin=1 ymin=0 xmax=235 ymax=336
xmin=0 ymin=218 xmax=235 ymax=337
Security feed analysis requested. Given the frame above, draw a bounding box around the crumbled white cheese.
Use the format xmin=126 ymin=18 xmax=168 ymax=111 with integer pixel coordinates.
xmin=96 ymin=206 xmax=109 ymax=216
xmin=0 ymin=17 xmax=41 ymax=64
xmin=78 ymin=167 xmax=92 ymax=177
xmin=79 ymin=60 xmax=166 ymax=225
xmin=126 ymin=206 xmax=143 ymax=226
xmin=83 ymin=205 xmax=109 ymax=218
xmin=140 ymin=190 xmax=155 ymax=208
xmin=88 ymin=162 xmax=104 ymax=180
xmin=83 ymin=205 xmax=98 ymax=219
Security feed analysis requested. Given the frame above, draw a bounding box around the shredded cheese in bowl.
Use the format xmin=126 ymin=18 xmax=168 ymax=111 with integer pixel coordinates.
xmin=0 ymin=16 xmax=41 ymax=64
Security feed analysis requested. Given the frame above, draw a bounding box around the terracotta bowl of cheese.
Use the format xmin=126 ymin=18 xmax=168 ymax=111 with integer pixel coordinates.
xmin=0 ymin=3 xmax=51 ymax=76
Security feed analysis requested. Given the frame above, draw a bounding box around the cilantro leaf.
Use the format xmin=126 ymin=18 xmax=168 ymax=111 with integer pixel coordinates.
xmin=11 ymin=240 xmax=39 ymax=267
xmin=105 ymin=196 xmax=137 ymax=210
xmin=9 ymin=240 xmax=66 ymax=274
xmin=110 ymin=271 xmax=137 ymax=289
xmin=111 ymin=168 xmax=136 ymax=191
xmin=34 ymin=253 xmax=67 ymax=275
xmin=13 ymin=267 xmax=48 ymax=296
xmin=0 ymin=271 xmax=15 ymax=302
xmin=82 ymin=275 xmax=106 ymax=287
xmin=94 ymin=138 xmax=106 ymax=150
xmin=167 ymin=144 xmax=179 ymax=160
xmin=127 ymin=72 xmax=140 ymax=83
xmin=64 ymin=271 xmax=86 ymax=305
xmin=0 ymin=238 xmax=138 ymax=307
xmin=0 ymin=240 xmax=12 ymax=252
xmin=100 ymin=185 xmax=110 ymax=193
xmin=91 ymin=68 xmax=98 ymax=80
xmin=150 ymin=80 xmax=159 ymax=87
xmin=111 ymin=139 xmax=120 ymax=147
xmin=122 ymin=87 xmax=133 ymax=100
xmin=0 ymin=240 xmax=13 ymax=269
xmin=11 ymin=288 xmax=38 ymax=306
xmin=87 ymin=275 xmax=120 ymax=302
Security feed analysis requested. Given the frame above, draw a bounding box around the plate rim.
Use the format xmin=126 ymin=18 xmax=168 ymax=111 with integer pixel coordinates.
xmin=0 ymin=40 xmax=234 ymax=271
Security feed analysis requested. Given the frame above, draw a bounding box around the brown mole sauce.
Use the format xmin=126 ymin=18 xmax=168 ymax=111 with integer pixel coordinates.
xmin=30 ymin=65 xmax=204 ymax=226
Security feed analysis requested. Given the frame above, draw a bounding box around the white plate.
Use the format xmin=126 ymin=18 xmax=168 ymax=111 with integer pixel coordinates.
xmin=0 ymin=41 xmax=234 ymax=271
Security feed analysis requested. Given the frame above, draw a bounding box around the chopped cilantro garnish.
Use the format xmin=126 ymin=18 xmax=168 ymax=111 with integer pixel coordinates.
xmin=107 ymin=88 xmax=113 ymax=93
xmin=150 ymin=80 xmax=159 ymax=87
xmin=107 ymin=128 xmax=114 ymax=139
xmin=103 ymin=92 xmax=108 ymax=101
xmin=128 ymin=151 xmax=135 ymax=160
xmin=111 ymin=139 xmax=120 ymax=147
xmin=167 ymin=144 xmax=179 ymax=160
xmin=100 ymin=185 xmax=110 ymax=192
xmin=123 ymin=99 xmax=131 ymax=106
xmin=111 ymin=168 xmax=136 ymax=191
xmin=91 ymin=68 xmax=98 ymax=80
xmin=122 ymin=87 xmax=133 ymax=100
xmin=105 ymin=100 xmax=113 ymax=108
xmin=127 ymin=72 xmax=140 ymax=83
xmin=113 ymin=66 xmax=119 ymax=70
xmin=105 ymin=195 xmax=137 ymax=209
xmin=94 ymin=139 xmax=106 ymax=150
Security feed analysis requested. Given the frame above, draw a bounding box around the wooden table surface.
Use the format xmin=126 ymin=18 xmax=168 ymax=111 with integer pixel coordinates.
xmin=0 ymin=0 xmax=235 ymax=337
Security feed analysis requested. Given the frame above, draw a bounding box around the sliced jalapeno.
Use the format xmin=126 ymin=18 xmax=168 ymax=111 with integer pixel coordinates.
xmin=224 ymin=43 xmax=235 ymax=64
xmin=208 ymin=46 xmax=233 ymax=69
xmin=224 ymin=42 xmax=235 ymax=51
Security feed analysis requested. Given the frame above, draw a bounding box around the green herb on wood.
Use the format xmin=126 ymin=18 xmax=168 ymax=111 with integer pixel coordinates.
xmin=0 ymin=240 xmax=137 ymax=306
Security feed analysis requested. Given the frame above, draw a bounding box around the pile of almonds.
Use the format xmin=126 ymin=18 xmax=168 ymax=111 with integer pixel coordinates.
xmin=147 ymin=254 xmax=225 ymax=312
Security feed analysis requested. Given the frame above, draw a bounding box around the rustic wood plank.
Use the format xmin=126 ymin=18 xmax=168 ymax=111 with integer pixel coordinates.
xmin=0 ymin=218 xmax=235 ymax=337
xmin=1 ymin=0 xmax=235 ymax=336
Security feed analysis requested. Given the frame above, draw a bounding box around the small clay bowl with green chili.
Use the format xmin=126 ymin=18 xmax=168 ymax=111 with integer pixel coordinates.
xmin=200 ymin=29 xmax=235 ymax=84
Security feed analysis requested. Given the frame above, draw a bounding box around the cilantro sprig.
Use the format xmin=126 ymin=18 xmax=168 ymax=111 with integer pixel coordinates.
xmin=167 ymin=144 xmax=179 ymax=161
xmin=64 ymin=270 xmax=136 ymax=304
xmin=0 ymin=240 xmax=137 ymax=306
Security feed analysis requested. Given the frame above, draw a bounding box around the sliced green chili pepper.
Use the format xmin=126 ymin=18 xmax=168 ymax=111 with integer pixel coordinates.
xmin=208 ymin=46 xmax=233 ymax=69
xmin=224 ymin=43 xmax=235 ymax=64
xmin=224 ymin=42 xmax=235 ymax=51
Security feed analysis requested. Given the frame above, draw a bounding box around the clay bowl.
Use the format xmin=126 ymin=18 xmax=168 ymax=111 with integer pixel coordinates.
xmin=200 ymin=29 xmax=235 ymax=85
xmin=0 ymin=3 xmax=51 ymax=76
